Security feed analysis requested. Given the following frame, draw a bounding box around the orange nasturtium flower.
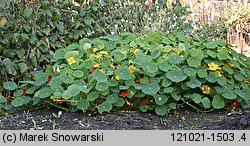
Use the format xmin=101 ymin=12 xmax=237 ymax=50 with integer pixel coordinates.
xmin=119 ymin=90 xmax=129 ymax=97
xmin=115 ymin=75 xmax=120 ymax=80
xmin=67 ymin=57 xmax=76 ymax=65
xmin=129 ymin=65 xmax=135 ymax=74
xmin=130 ymin=48 xmax=135 ymax=53
xmin=201 ymin=85 xmax=210 ymax=94
xmin=229 ymin=63 xmax=235 ymax=68
xmin=243 ymin=78 xmax=249 ymax=83
xmin=208 ymin=63 xmax=221 ymax=71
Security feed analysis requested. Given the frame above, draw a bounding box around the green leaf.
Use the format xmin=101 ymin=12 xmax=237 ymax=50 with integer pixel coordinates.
xmin=197 ymin=70 xmax=207 ymax=78
xmin=139 ymin=104 xmax=147 ymax=112
xmin=207 ymin=50 xmax=217 ymax=58
xmin=106 ymin=93 xmax=119 ymax=104
xmin=191 ymin=93 xmax=202 ymax=104
xmin=23 ymin=8 xmax=33 ymax=18
xmin=60 ymin=74 xmax=74 ymax=84
xmin=212 ymin=95 xmax=225 ymax=109
xmin=96 ymin=82 xmax=109 ymax=91
xmin=235 ymin=89 xmax=250 ymax=99
xmin=166 ymin=70 xmax=187 ymax=82
xmin=184 ymin=68 xmax=196 ymax=76
xmin=201 ymin=97 xmax=211 ymax=109
xmin=221 ymin=89 xmax=237 ymax=99
xmin=223 ymin=66 xmax=234 ymax=74
xmin=176 ymin=31 xmax=188 ymax=42
xmin=3 ymin=82 xmax=18 ymax=90
xmin=114 ymin=98 xmax=125 ymax=107
xmin=0 ymin=96 xmax=7 ymax=103
xmin=62 ymin=90 xmax=73 ymax=99
xmin=34 ymin=87 xmax=51 ymax=99
xmin=116 ymin=67 xmax=131 ymax=80
xmin=83 ymin=59 xmax=94 ymax=69
xmin=141 ymin=62 xmax=158 ymax=73
xmin=217 ymin=50 xmax=230 ymax=60
xmin=171 ymin=93 xmax=181 ymax=101
xmin=18 ymin=62 xmax=28 ymax=73
xmin=97 ymin=101 xmax=112 ymax=113
xmin=73 ymin=70 xmax=84 ymax=78
xmin=77 ymin=99 xmax=89 ymax=111
xmin=87 ymin=92 xmax=99 ymax=101
xmin=140 ymin=77 xmax=149 ymax=85
xmin=14 ymin=89 xmax=23 ymax=97
xmin=68 ymin=84 xmax=81 ymax=96
xmin=205 ymin=73 xmax=217 ymax=83
xmin=206 ymin=42 xmax=217 ymax=49
xmin=163 ymin=87 xmax=174 ymax=93
xmin=187 ymin=57 xmax=201 ymax=68
xmin=93 ymin=70 xmax=107 ymax=82
xmin=233 ymin=73 xmax=244 ymax=81
xmin=186 ymin=78 xmax=201 ymax=88
xmin=21 ymin=96 xmax=31 ymax=104
xmin=153 ymin=94 xmax=168 ymax=105
xmin=217 ymin=77 xmax=227 ymax=86
xmin=167 ymin=55 xmax=182 ymax=64
xmin=159 ymin=63 xmax=172 ymax=72
xmin=11 ymin=98 xmax=24 ymax=107
xmin=155 ymin=105 xmax=167 ymax=116
xmin=190 ymin=49 xmax=204 ymax=59
xmin=141 ymin=83 xmax=160 ymax=95
xmin=162 ymin=78 xmax=172 ymax=87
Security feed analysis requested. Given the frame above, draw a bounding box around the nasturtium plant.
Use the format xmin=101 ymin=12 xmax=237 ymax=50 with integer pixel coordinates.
xmin=1 ymin=31 xmax=250 ymax=116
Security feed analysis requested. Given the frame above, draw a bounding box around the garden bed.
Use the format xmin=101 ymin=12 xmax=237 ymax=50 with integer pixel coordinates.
xmin=0 ymin=106 xmax=250 ymax=130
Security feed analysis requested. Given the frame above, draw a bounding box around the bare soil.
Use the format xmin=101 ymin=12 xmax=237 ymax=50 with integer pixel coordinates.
xmin=0 ymin=106 xmax=250 ymax=130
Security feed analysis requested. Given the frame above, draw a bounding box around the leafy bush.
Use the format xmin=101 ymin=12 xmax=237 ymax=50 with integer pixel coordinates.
xmin=1 ymin=31 xmax=250 ymax=116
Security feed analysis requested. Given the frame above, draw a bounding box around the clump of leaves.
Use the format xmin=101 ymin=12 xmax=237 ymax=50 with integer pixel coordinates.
xmin=1 ymin=31 xmax=250 ymax=116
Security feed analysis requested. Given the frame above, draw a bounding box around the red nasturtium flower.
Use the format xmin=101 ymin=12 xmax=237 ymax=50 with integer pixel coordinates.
xmin=135 ymin=79 xmax=140 ymax=84
xmin=118 ymin=90 xmax=129 ymax=98
xmin=22 ymin=91 xmax=27 ymax=95
xmin=148 ymin=80 xmax=152 ymax=84
xmin=133 ymin=96 xmax=138 ymax=101
xmin=89 ymin=66 xmax=97 ymax=74
xmin=96 ymin=97 xmax=103 ymax=104
xmin=8 ymin=97 xmax=14 ymax=102
xmin=141 ymin=96 xmax=148 ymax=104
xmin=24 ymin=87 xmax=29 ymax=91
xmin=140 ymin=74 xmax=144 ymax=78
xmin=231 ymin=98 xmax=238 ymax=109
xmin=47 ymin=74 xmax=53 ymax=82
xmin=56 ymin=98 xmax=65 ymax=104
xmin=127 ymin=102 xmax=133 ymax=107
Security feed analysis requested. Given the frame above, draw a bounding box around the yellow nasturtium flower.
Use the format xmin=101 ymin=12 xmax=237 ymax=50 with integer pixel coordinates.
xmin=129 ymin=65 xmax=135 ymax=74
xmin=95 ymin=54 xmax=102 ymax=59
xmin=208 ymin=63 xmax=221 ymax=71
xmin=216 ymin=71 xmax=222 ymax=77
xmin=67 ymin=57 xmax=76 ymax=65
xmin=201 ymin=85 xmax=211 ymax=94
xmin=93 ymin=48 xmax=98 ymax=52
xmin=115 ymin=75 xmax=120 ymax=80
xmin=243 ymin=78 xmax=249 ymax=83
xmin=93 ymin=64 xmax=100 ymax=68
xmin=99 ymin=51 xmax=108 ymax=55
xmin=229 ymin=63 xmax=235 ymax=68
xmin=130 ymin=48 xmax=135 ymax=53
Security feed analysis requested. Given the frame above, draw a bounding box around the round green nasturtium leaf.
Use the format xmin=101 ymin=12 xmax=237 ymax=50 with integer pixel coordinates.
xmin=184 ymin=68 xmax=196 ymax=76
xmin=235 ymin=89 xmax=250 ymax=99
xmin=167 ymin=55 xmax=182 ymax=64
xmin=217 ymin=50 xmax=230 ymax=60
xmin=83 ymin=59 xmax=94 ymax=69
xmin=166 ymin=70 xmax=187 ymax=82
xmin=14 ymin=89 xmax=23 ymax=97
xmin=233 ymin=73 xmax=244 ymax=82
xmin=106 ymin=93 xmax=119 ymax=104
xmin=97 ymin=101 xmax=112 ymax=113
xmin=67 ymin=84 xmax=81 ymax=96
xmin=114 ymin=98 xmax=125 ymax=107
xmin=205 ymin=73 xmax=217 ymax=83
xmin=62 ymin=90 xmax=73 ymax=99
xmin=171 ymin=93 xmax=181 ymax=101
xmin=212 ymin=95 xmax=225 ymax=109
xmin=53 ymin=49 xmax=66 ymax=60
xmin=176 ymin=31 xmax=188 ymax=42
xmin=190 ymin=49 xmax=204 ymax=59
xmin=87 ymin=92 xmax=98 ymax=101
xmin=18 ymin=62 xmax=28 ymax=74
xmin=26 ymin=86 xmax=38 ymax=94
xmin=73 ymin=70 xmax=84 ymax=78
xmin=201 ymin=97 xmax=211 ymax=109
xmin=140 ymin=77 xmax=149 ymax=85
xmin=159 ymin=63 xmax=172 ymax=72
xmin=153 ymin=94 xmax=168 ymax=105
xmin=215 ymin=86 xmax=223 ymax=94
xmin=96 ymin=82 xmax=109 ymax=91
xmin=109 ymin=79 xmax=119 ymax=87
xmin=11 ymin=98 xmax=24 ymax=107
xmin=187 ymin=57 xmax=201 ymax=68
xmin=3 ymin=82 xmax=18 ymax=90
xmin=155 ymin=105 xmax=167 ymax=116
xmin=217 ymin=77 xmax=227 ymax=86
xmin=60 ymin=74 xmax=74 ymax=84
xmin=207 ymin=50 xmax=217 ymax=58
xmin=191 ymin=93 xmax=202 ymax=104
xmin=93 ymin=70 xmax=107 ymax=82
xmin=141 ymin=62 xmax=158 ymax=73
xmin=163 ymin=87 xmax=174 ymax=93
xmin=162 ymin=78 xmax=172 ymax=87
xmin=0 ymin=96 xmax=7 ymax=103
xmin=139 ymin=104 xmax=148 ymax=112
xmin=77 ymin=99 xmax=89 ymax=111
xmin=223 ymin=66 xmax=234 ymax=75
xmin=21 ymin=96 xmax=31 ymax=104
xmin=186 ymin=78 xmax=201 ymax=89
xmin=34 ymin=87 xmax=51 ymax=99
xmin=141 ymin=83 xmax=160 ymax=95
xmin=197 ymin=70 xmax=207 ymax=78
xmin=116 ymin=67 xmax=131 ymax=80
xmin=206 ymin=42 xmax=217 ymax=49
xmin=221 ymin=89 xmax=237 ymax=99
